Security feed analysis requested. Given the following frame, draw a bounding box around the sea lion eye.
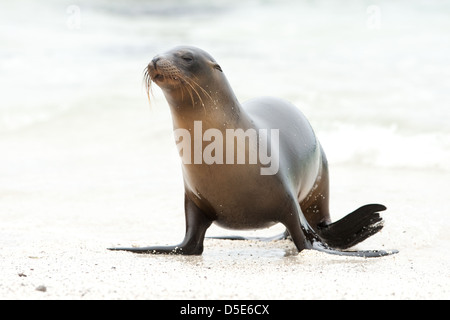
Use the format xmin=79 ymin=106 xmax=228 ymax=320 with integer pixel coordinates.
xmin=181 ymin=54 xmax=194 ymax=63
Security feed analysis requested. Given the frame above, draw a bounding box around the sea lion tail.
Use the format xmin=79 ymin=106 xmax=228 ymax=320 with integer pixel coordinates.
xmin=317 ymin=204 xmax=386 ymax=250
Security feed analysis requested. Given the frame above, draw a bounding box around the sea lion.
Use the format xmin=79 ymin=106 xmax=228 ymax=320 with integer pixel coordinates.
xmin=109 ymin=46 xmax=397 ymax=257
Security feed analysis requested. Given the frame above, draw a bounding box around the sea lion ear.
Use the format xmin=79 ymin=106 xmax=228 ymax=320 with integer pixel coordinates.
xmin=213 ymin=64 xmax=223 ymax=72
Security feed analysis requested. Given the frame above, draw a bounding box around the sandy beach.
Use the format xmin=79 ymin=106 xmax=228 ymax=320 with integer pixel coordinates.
xmin=1 ymin=0 xmax=450 ymax=300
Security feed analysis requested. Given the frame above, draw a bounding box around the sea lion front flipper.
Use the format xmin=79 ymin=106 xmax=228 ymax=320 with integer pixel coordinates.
xmin=108 ymin=194 xmax=213 ymax=255
xmin=108 ymin=245 xmax=186 ymax=254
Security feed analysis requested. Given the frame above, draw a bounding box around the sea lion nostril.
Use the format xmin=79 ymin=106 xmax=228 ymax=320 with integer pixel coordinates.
xmin=152 ymin=56 xmax=161 ymax=69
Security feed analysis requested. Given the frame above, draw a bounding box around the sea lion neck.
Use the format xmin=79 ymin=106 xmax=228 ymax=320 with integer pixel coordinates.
xmin=169 ymin=98 xmax=253 ymax=132
xmin=164 ymin=81 xmax=252 ymax=131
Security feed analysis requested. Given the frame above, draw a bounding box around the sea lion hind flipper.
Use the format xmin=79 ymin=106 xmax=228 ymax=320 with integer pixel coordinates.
xmin=283 ymin=202 xmax=397 ymax=258
xmin=311 ymin=242 xmax=398 ymax=258
xmin=317 ymin=204 xmax=387 ymax=250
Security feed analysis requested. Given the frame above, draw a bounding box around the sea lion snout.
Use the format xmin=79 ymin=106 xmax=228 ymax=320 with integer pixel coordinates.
xmin=148 ymin=55 xmax=182 ymax=85
xmin=151 ymin=56 xmax=160 ymax=69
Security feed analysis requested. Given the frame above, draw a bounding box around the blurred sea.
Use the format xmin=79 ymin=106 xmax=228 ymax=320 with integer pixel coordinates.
xmin=1 ymin=0 xmax=450 ymax=172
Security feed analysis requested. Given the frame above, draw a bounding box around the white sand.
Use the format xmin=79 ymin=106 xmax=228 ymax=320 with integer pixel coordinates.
xmin=1 ymin=102 xmax=449 ymax=300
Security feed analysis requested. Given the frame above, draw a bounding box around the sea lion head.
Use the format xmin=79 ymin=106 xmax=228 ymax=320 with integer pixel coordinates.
xmin=144 ymin=46 xmax=225 ymax=107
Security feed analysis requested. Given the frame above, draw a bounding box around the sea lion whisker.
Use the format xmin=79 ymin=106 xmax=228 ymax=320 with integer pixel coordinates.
xmin=180 ymin=82 xmax=184 ymax=101
xmin=180 ymin=79 xmax=196 ymax=107
xmin=181 ymin=78 xmax=196 ymax=108
xmin=191 ymin=74 xmax=215 ymax=104
xmin=184 ymin=78 xmax=207 ymax=112
xmin=189 ymin=78 xmax=214 ymax=106
xmin=182 ymin=76 xmax=210 ymax=109
xmin=142 ymin=67 xmax=153 ymax=105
